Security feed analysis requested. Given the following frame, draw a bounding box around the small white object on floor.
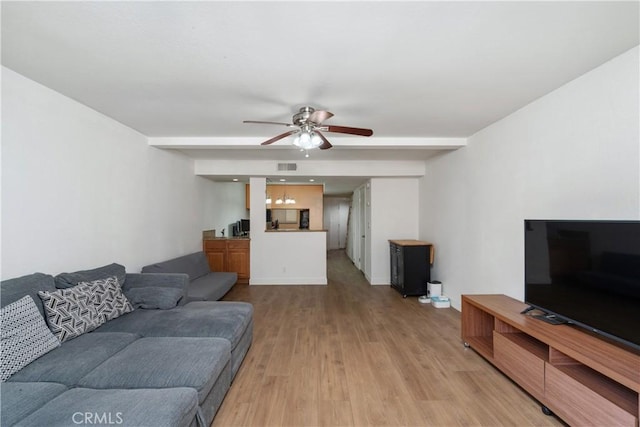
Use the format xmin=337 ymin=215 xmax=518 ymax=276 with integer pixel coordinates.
xmin=418 ymin=295 xmax=431 ymax=304
xmin=431 ymin=295 xmax=451 ymax=308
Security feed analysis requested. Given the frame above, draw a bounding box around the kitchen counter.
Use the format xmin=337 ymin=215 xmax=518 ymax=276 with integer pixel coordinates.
xmin=265 ymin=229 xmax=327 ymax=232
xmin=203 ymin=236 xmax=250 ymax=240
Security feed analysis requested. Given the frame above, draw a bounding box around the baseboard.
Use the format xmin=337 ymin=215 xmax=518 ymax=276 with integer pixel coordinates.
xmin=249 ymin=277 xmax=328 ymax=285
xmin=369 ymin=276 xmax=390 ymax=285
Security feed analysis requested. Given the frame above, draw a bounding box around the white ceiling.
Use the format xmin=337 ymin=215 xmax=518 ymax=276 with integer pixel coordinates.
xmin=2 ymin=1 xmax=639 ymax=193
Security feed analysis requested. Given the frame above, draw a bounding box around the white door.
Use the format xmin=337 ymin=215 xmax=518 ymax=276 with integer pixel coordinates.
xmin=363 ymin=182 xmax=371 ymax=277
xmin=324 ymin=197 xmax=351 ymax=250
xmin=337 ymin=199 xmax=350 ymax=249
xmin=347 ymin=187 xmax=363 ymax=269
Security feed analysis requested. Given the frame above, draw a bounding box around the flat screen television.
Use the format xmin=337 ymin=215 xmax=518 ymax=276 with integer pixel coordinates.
xmin=239 ymin=219 xmax=250 ymax=234
xmin=524 ymin=219 xmax=640 ymax=352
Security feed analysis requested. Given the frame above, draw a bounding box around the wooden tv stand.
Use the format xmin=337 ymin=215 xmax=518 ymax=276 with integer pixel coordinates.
xmin=461 ymin=294 xmax=640 ymax=426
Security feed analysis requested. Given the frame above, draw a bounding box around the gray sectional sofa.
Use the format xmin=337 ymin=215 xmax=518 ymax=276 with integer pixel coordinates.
xmin=142 ymin=251 xmax=237 ymax=302
xmin=0 ymin=264 xmax=253 ymax=427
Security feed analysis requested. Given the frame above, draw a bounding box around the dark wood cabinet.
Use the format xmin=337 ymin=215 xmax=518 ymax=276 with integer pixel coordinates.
xmin=389 ymin=240 xmax=432 ymax=297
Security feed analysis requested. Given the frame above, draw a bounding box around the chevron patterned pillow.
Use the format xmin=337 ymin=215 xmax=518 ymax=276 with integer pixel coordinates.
xmin=0 ymin=296 xmax=61 ymax=381
xmin=38 ymin=283 xmax=101 ymax=342
xmin=80 ymin=276 xmax=134 ymax=323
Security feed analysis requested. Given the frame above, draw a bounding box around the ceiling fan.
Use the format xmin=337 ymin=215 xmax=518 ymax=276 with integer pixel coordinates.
xmin=243 ymin=106 xmax=373 ymax=151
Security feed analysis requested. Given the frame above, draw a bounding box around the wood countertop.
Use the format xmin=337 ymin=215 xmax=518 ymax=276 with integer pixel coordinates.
xmin=203 ymin=237 xmax=250 ymax=240
xmin=389 ymin=239 xmax=432 ymax=246
xmin=265 ymin=229 xmax=327 ymax=233
xmin=389 ymin=239 xmax=435 ymax=264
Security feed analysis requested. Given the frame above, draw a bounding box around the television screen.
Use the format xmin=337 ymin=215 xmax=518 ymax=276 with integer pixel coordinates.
xmin=524 ymin=220 xmax=640 ymax=351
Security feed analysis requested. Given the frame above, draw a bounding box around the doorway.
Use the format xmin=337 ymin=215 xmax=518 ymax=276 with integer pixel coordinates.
xmin=324 ymin=197 xmax=351 ymax=250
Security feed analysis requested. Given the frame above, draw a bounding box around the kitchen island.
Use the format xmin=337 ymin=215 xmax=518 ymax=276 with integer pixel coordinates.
xmin=251 ymin=229 xmax=327 ymax=285
xmin=249 ymin=177 xmax=327 ymax=286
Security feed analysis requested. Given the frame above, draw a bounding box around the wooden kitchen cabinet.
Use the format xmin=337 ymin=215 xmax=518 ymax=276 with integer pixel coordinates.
xmin=227 ymin=239 xmax=250 ymax=283
xmin=203 ymin=238 xmax=250 ymax=284
xmin=203 ymin=239 xmax=226 ymax=273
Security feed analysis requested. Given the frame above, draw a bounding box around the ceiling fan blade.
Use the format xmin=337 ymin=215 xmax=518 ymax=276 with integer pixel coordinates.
xmin=261 ymin=130 xmax=298 ymax=146
xmin=307 ymin=110 xmax=334 ymax=124
xmin=316 ymin=131 xmax=333 ymax=150
xmin=244 ymin=120 xmax=295 ymax=127
xmin=324 ymin=125 xmax=373 ymax=137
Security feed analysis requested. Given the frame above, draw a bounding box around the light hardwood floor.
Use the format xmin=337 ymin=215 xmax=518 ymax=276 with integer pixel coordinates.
xmin=213 ymin=250 xmax=565 ymax=426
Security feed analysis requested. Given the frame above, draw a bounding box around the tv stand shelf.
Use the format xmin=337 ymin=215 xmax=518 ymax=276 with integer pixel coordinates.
xmin=462 ymin=294 xmax=640 ymax=426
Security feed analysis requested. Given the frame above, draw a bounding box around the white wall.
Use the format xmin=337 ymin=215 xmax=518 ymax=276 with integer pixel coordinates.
xmin=249 ymin=177 xmax=327 ymax=285
xmin=419 ymin=46 xmax=640 ymax=310
xmin=368 ymin=177 xmax=420 ymax=284
xmin=1 ymin=67 xmax=216 ymax=278
xmin=203 ymin=181 xmax=249 ymax=237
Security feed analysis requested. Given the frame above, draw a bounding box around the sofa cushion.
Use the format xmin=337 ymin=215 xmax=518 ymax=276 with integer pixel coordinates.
xmin=7 ymin=332 xmax=139 ymax=385
xmin=141 ymin=252 xmax=210 ymax=281
xmin=122 ymin=273 xmax=189 ymax=306
xmin=1 ymin=273 xmax=57 ymax=318
xmin=0 ymin=296 xmax=60 ymax=381
xmin=94 ymin=301 xmax=252 ymax=350
xmin=54 ymin=263 xmax=126 ymax=289
xmin=1 ymin=382 xmax=68 ymax=426
xmin=188 ymin=272 xmax=237 ymax=302
xmin=126 ymin=286 xmax=184 ymax=309
xmin=38 ymin=284 xmax=102 ymax=342
xmin=178 ymin=302 xmax=253 ymax=349
xmin=79 ymin=276 xmax=134 ymax=322
xmin=92 ymin=308 xmax=164 ymax=334
xmin=78 ymin=337 xmax=230 ymax=404
xmin=16 ymin=387 xmax=199 ymax=427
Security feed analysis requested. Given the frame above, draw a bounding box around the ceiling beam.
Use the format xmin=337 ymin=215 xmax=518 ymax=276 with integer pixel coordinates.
xmin=149 ymin=136 xmax=467 ymax=150
xmin=194 ymin=159 xmax=427 ymax=178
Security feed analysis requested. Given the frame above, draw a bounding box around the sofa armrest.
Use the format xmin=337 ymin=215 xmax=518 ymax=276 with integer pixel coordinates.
xmin=123 ymin=273 xmax=189 ymax=306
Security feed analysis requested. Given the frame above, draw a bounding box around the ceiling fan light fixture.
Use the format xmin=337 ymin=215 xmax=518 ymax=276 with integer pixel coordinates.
xmin=293 ymin=129 xmax=323 ymax=150
xmin=310 ymin=132 xmax=322 ymax=147
xmin=245 ymin=106 xmax=373 ymax=151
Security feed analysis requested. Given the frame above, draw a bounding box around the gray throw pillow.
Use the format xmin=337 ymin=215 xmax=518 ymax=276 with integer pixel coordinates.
xmin=79 ymin=276 xmax=134 ymax=322
xmin=38 ymin=284 xmax=101 ymax=343
xmin=54 ymin=263 xmax=126 ymax=289
xmin=125 ymin=287 xmax=184 ymax=310
xmin=1 ymin=296 xmax=61 ymax=381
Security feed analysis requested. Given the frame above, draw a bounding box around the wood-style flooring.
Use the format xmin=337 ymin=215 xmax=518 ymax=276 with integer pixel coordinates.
xmin=213 ymin=250 xmax=565 ymax=426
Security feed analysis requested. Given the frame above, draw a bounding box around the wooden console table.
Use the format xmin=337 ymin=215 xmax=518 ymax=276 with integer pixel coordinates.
xmin=461 ymin=294 xmax=639 ymax=426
